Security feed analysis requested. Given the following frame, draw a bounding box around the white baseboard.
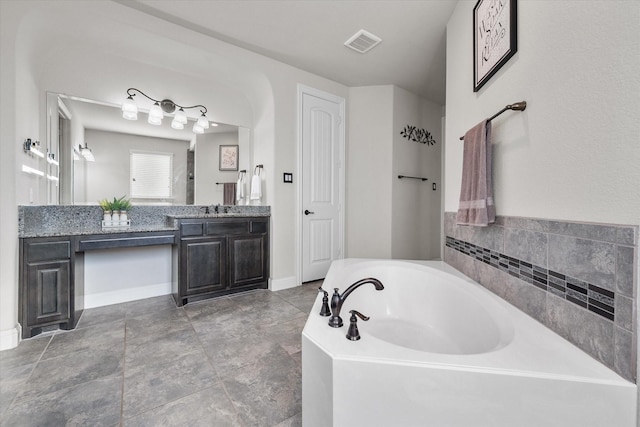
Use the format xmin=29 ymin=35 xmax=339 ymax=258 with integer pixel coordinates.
xmin=84 ymin=282 xmax=172 ymax=309
xmin=269 ymin=276 xmax=298 ymax=292
xmin=0 ymin=324 xmax=20 ymax=351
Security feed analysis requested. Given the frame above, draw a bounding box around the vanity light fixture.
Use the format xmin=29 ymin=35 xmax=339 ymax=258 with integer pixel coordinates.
xmin=47 ymin=152 xmax=59 ymax=166
xmin=121 ymin=87 xmax=214 ymax=133
xmin=79 ymin=142 xmax=95 ymax=162
xmin=23 ymin=138 xmax=44 ymax=158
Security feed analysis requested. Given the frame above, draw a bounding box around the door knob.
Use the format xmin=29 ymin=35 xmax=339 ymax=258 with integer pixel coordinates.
xmin=304 ymin=209 xmax=315 ymax=215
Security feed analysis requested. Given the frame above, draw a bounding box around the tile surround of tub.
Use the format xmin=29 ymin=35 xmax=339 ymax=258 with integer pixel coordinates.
xmin=444 ymin=212 xmax=638 ymax=382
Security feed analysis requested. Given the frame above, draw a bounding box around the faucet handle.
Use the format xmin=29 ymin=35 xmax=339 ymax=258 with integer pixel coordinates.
xmin=350 ymin=310 xmax=370 ymax=322
xmin=346 ymin=310 xmax=369 ymax=341
xmin=318 ymin=287 xmax=331 ymax=317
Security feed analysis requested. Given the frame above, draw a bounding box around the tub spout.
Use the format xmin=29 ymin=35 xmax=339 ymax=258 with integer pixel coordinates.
xmin=328 ymin=278 xmax=384 ymax=328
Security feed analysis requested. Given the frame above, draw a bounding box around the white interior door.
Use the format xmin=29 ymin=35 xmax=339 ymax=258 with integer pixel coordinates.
xmin=301 ymin=90 xmax=344 ymax=282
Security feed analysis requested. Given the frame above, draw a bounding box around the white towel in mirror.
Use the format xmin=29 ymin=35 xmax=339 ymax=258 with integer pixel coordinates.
xmin=250 ymin=173 xmax=262 ymax=201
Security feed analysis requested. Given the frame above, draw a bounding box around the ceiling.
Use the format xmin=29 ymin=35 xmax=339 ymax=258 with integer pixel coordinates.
xmin=118 ymin=0 xmax=459 ymax=104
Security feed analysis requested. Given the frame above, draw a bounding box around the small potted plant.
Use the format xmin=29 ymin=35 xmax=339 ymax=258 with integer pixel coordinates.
xmin=117 ymin=196 xmax=132 ymax=225
xmin=99 ymin=198 xmax=113 ymax=225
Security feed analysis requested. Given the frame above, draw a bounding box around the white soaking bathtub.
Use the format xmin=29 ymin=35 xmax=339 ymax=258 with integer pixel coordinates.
xmin=302 ymin=259 xmax=637 ymax=427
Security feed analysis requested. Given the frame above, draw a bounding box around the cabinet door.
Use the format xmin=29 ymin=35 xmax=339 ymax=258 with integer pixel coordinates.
xmin=182 ymin=237 xmax=227 ymax=295
xmin=26 ymin=261 xmax=70 ymax=327
xmin=228 ymin=234 xmax=267 ymax=288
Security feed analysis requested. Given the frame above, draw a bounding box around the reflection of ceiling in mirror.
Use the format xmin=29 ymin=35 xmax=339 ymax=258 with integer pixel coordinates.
xmin=62 ymin=96 xmax=239 ymax=142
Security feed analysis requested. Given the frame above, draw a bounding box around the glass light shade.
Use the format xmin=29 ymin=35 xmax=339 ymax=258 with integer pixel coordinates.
xmin=192 ymin=123 xmax=204 ymax=134
xmin=122 ymin=96 xmax=138 ymax=113
xmin=171 ymin=119 xmax=184 ymax=130
xmin=210 ymin=122 xmax=218 ymax=127
xmin=123 ymin=111 xmax=138 ymax=121
xmin=196 ymin=114 xmax=210 ymax=129
xmin=174 ymin=108 xmax=188 ymax=124
xmin=149 ymin=102 xmax=164 ymax=120
xmin=81 ymin=147 xmax=95 ymax=162
xmin=148 ymin=115 xmax=162 ymax=126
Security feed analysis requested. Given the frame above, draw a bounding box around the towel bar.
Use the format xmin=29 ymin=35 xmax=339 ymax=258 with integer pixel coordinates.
xmin=398 ymin=175 xmax=428 ymax=181
xmin=459 ymin=101 xmax=526 ymax=140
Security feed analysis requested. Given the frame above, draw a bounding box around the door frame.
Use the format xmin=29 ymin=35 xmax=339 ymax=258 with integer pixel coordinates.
xmin=296 ymin=84 xmax=346 ymax=284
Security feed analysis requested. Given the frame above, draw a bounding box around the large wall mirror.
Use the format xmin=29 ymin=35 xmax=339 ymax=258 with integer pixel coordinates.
xmin=46 ymin=92 xmax=251 ymax=206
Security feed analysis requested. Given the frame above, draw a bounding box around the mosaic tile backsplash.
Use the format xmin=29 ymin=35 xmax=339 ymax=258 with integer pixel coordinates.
xmin=444 ymin=212 xmax=638 ymax=382
xmin=446 ymin=237 xmax=616 ymax=321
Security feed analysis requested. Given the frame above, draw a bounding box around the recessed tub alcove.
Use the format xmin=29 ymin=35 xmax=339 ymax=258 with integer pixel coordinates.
xmin=302 ymin=259 xmax=636 ymax=426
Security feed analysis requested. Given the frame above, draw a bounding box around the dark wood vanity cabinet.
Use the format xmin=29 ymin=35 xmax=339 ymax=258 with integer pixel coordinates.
xmin=19 ymin=237 xmax=83 ymax=339
xmin=173 ymin=217 xmax=269 ymax=306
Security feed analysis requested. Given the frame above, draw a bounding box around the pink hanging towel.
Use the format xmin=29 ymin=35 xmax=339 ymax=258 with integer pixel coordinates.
xmin=456 ymin=120 xmax=495 ymax=226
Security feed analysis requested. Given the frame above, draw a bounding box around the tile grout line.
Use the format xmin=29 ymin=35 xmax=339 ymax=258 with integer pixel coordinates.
xmin=0 ymin=334 xmax=54 ymax=418
xmin=186 ymin=297 xmax=248 ymax=427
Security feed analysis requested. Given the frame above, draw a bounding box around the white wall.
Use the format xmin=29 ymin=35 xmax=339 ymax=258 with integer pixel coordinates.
xmin=347 ymin=86 xmax=394 ymax=259
xmin=80 ymin=130 xmax=189 ymax=205
xmin=444 ymin=0 xmax=640 ymax=225
xmin=347 ymin=85 xmax=443 ymax=260
xmin=392 ymin=87 xmax=442 ymax=260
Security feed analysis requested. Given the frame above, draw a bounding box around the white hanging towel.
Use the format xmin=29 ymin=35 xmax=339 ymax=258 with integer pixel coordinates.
xmin=250 ymin=173 xmax=262 ymax=201
xmin=236 ymin=174 xmax=245 ymax=204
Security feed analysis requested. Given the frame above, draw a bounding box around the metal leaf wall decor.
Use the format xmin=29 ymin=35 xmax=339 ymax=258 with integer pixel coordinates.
xmin=400 ymin=125 xmax=436 ymax=145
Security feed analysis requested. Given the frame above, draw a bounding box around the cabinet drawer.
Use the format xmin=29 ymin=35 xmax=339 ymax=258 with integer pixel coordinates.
xmin=250 ymin=220 xmax=268 ymax=234
xmin=206 ymin=221 xmax=248 ymax=235
xmin=181 ymin=222 xmax=204 ymax=237
xmin=26 ymin=240 xmax=71 ymax=262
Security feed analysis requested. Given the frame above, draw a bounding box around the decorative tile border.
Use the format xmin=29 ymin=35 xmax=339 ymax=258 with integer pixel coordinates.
xmin=445 ymin=236 xmax=615 ymax=321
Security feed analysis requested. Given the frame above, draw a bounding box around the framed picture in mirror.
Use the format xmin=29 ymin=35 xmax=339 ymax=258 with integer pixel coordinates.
xmin=219 ymin=145 xmax=239 ymax=171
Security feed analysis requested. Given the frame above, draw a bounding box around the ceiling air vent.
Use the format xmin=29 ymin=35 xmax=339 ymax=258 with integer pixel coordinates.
xmin=344 ymin=29 xmax=382 ymax=54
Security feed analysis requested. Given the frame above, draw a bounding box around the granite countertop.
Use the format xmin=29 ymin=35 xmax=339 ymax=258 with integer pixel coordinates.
xmin=18 ymin=205 xmax=271 ymax=238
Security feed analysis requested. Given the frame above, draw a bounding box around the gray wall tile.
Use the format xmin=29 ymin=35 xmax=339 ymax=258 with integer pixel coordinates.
xmin=615 ymin=295 xmax=634 ymax=332
xmin=548 ymin=234 xmax=616 ymax=290
xmin=546 ymin=294 xmax=614 ymax=367
xmin=548 ymin=221 xmax=619 ymax=243
xmin=504 ymin=228 xmax=548 ymax=267
xmin=462 ymin=224 xmax=504 ymax=253
xmin=616 ymin=245 xmax=636 ymax=298
xmin=504 ymin=216 xmax=550 ymax=233
xmin=616 ymin=226 xmax=638 ymax=246
xmin=503 ymin=274 xmax=548 ymax=322
xmin=614 ymin=327 xmax=635 ymax=381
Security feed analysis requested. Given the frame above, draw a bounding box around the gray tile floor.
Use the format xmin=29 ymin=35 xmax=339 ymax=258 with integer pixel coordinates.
xmin=0 ymin=282 xmax=321 ymax=427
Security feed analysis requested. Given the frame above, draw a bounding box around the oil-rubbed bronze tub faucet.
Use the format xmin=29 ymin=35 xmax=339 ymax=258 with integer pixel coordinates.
xmin=328 ymin=278 xmax=384 ymax=328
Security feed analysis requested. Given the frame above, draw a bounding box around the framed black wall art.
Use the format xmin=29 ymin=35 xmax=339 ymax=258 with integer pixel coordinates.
xmin=473 ymin=0 xmax=518 ymax=92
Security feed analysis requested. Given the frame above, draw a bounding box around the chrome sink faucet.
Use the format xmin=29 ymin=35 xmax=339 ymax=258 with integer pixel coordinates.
xmin=328 ymin=278 xmax=384 ymax=328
